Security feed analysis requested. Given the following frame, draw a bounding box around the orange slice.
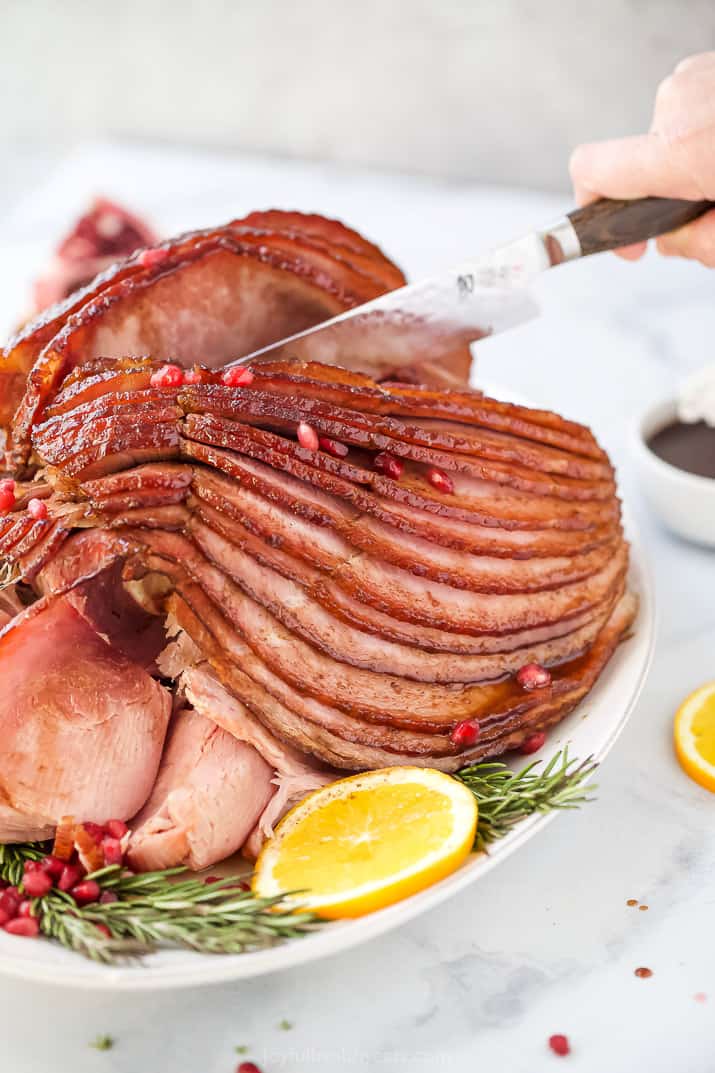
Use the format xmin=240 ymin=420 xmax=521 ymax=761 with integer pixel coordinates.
xmin=252 ymin=766 xmax=478 ymax=918
xmin=674 ymin=681 xmax=715 ymax=792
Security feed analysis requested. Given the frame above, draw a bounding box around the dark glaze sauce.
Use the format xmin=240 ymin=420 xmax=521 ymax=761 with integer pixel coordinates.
xmin=648 ymin=421 xmax=715 ymax=479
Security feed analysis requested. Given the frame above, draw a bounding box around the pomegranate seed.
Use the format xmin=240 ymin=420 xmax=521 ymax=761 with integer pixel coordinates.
xmin=150 ymin=363 xmax=184 ymax=389
xmin=318 ymin=436 xmax=349 ymax=458
xmin=4 ymin=916 xmax=40 ymax=938
xmin=450 ymin=718 xmax=481 ymax=746
xmin=95 ymin=924 xmax=112 ymax=939
xmin=99 ymin=890 xmax=119 ymax=904
xmin=183 ymin=368 xmax=204 ymax=384
xmin=0 ymin=888 xmax=21 ymax=919
xmin=237 ymin=1064 xmax=263 ymax=1073
xmin=548 ymin=1034 xmax=570 ymax=1057
xmin=297 ymin=422 xmax=319 ymax=451
xmin=58 ymin=863 xmax=85 ymax=892
xmin=517 ymin=663 xmax=552 ymax=691
xmin=374 ymin=452 xmax=404 ymax=479
xmin=0 ymin=909 xmax=12 ymax=926
xmin=519 ymin=731 xmax=547 ymax=755
xmin=105 ymin=819 xmax=128 ymax=839
xmin=0 ymin=478 xmax=16 ymax=493
xmin=204 ymin=876 xmax=222 ymax=885
xmin=17 ymin=900 xmax=34 ymax=918
xmin=101 ymin=837 xmax=123 ymax=866
xmin=222 ymin=366 xmax=254 ymax=388
xmin=22 ymin=870 xmax=53 ymax=898
xmin=0 ymin=880 xmax=8 ymax=891
xmin=426 ymin=466 xmax=454 ymax=495
xmin=238 ymin=881 xmax=251 ymax=892
xmin=138 ymin=247 xmax=168 ymax=268
xmin=0 ymin=482 xmax=15 ymax=513
xmin=27 ymin=497 xmax=48 ymax=520
xmin=40 ymin=855 xmax=65 ymax=880
xmin=23 ymin=860 xmax=42 ymax=873
xmin=71 ymin=880 xmax=101 ymax=906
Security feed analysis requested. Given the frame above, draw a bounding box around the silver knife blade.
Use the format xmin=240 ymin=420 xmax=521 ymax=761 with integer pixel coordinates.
xmin=230 ymin=218 xmax=581 ymax=383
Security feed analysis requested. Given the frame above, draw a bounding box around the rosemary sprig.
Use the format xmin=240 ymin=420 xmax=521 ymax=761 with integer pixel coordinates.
xmin=0 ymin=749 xmax=596 ymax=963
xmin=456 ymin=747 xmax=598 ymax=851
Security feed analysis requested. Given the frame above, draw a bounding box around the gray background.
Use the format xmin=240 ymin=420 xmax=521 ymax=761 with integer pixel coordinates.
xmin=2 ymin=0 xmax=715 ymax=203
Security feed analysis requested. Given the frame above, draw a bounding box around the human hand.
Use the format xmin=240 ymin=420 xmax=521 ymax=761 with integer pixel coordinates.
xmin=570 ymin=52 xmax=715 ymax=265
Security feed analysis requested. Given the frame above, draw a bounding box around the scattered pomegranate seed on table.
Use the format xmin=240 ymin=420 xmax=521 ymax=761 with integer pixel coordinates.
xmin=548 ymin=1033 xmax=570 ymax=1057
xmin=634 ymin=966 xmax=653 ymax=978
xmin=222 ymin=366 xmax=255 ymax=388
xmin=318 ymin=436 xmax=349 ymax=458
xmin=297 ymin=422 xmax=319 ymax=450
xmin=27 ymin=497 xmax=48 ymax=520
xmin=374 ymin=452 xmax=404 ymax=479
xmin=237 ymin=1063 xmax=263 ymax=1073
xmin=426 ymin=466 xmax=454 ymax=494
xmin=519 ymin=731 xmax=547 ymax=755
xmin=450 ymin=718 xmax=481 ymax=746
xmin=517 ymin=663 xmax=552 ymax=690
xmin=150 ymin=364 xmax=185 ymax=388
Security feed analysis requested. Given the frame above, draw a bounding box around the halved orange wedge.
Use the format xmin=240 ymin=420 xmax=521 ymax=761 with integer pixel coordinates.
xmin=252 ymin=766 xmax=478 ymax=918
xmin=674 ymin=681 xmax=715 ymax=792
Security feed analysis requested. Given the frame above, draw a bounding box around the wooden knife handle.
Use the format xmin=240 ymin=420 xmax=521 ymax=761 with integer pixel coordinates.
xmin=567 ymin=197 xmax=714 ymax=257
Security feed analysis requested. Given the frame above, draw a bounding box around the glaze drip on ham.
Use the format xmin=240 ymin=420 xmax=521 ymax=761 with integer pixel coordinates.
xmin=0 ymin=210 xmax=636 ymax=870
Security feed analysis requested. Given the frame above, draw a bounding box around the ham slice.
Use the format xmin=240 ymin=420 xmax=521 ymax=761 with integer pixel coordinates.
xmin=0 ymin=595 xmax=171 ymax=842
xmin=127 ymin=707 xmax=274 ymax=872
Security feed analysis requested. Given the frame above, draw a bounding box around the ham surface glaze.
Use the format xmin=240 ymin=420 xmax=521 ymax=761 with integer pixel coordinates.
xmin=0 ymin=210 xmax=636 ymax=870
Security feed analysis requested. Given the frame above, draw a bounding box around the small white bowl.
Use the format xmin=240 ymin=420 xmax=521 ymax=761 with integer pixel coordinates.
xmin=632 ymin=398 xmax=715 ymax=547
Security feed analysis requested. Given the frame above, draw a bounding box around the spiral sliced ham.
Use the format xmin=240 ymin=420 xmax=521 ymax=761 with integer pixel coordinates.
xmin=0 ymin=209 xmax=636 ymax=867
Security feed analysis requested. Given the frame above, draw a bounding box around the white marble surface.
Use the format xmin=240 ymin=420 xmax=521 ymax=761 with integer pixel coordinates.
xmin=1 ymin=142 xmax=714 ymax=1072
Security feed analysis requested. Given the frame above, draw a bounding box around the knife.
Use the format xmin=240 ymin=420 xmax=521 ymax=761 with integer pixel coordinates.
xmin=234 ymin=196 xmax=713 ymax=383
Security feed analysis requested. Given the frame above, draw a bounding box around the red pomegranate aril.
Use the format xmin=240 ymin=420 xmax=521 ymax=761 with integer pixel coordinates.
xmin=450 ymin=718 xmax=481 ymax=746
xmin=183 ymin=368 xmax=203 ymax=384
xmin=71 ymin=880 xmax=101 ymax=906
xmin=548 ymin=1034 xmax=570 ymax=1057
xmin=0 ymin=481 xmax=15 ymax=513
xmin=519 ymin=731 xmax=547 ymax=755
xmin=0 ymin=888 xmax=21 ymax=918
xmin=138 ymin=247 xmax=169 ymax=268
xmin=374 ymin=452 xmax=404 ymax=479
xmin=517 ymin=729 xmax=545 ymax=755
xmin=150 ymin=363 xmax=184 ymax=389
xmin=40 ymin=855 xmax=65 ymax=880
xmin=105 ymin=819 xmax=128 ymax=839
xmin=318 ymin=436 xmax=349 ymax=458
xmin=17 ymin=900 xmax=34 ymax=918
xmin=222 ymin=366 xmax=254 ymax=388
xmin=99 ymin=890 xmax=119 ymax=905
xmin=237 ymin=1064 xmax=263 ymax=1073
xmin=27 ymin=497 xmax=48 ymax=521
xmin=58 ymin=863 xmax=85 ymax=892
xmin=102 ymin=837 xmax=123 ymax=866
xmin=516 ymin=663 xmax=552 ymax=691
xmin=22 ymin=870 xmax=53 ymax=898
xmin=23 ymin=860 xmax=42 ymax=873
xmin=0 ymin=909 xmax=12 ymax=926
xmin=95 ymin=924 xmax=112 ymax=939
xmin=427 ymin=466 xmax=454 ymax=495
xmin=297 ymin=421 xmax=319 ymax=451
xmin=4 ymin=916 xmax=40 ymax=938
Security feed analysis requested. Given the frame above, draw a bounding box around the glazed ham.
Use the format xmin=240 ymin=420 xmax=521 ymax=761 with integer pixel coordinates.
xmin=0 ymin=209 xmax=636 ymax=868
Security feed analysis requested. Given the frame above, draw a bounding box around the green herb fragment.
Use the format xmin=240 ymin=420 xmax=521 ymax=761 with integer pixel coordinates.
xmin=89 ymin=1035 xmax=114 ymax=1051
xmin=235 ymin=1045 xmax=250 ymax=1054
xmin=456 ymin=747 xmax=597 ymax=851
xmin=278 ymin=1019 xmax=293 ymax=1031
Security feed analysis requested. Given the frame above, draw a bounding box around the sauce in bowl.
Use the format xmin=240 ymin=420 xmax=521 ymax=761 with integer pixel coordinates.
xmin=647 ymin=420 xmax=715 ymax=480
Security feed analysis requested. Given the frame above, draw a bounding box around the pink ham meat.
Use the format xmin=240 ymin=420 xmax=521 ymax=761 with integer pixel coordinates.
xmin=182 ymin=663 xmax=333 ymax=858
xmin=0 ymin=595 xmax=171 ymax=842
xmin=127 ymin=707 xmax=274 ymax=872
